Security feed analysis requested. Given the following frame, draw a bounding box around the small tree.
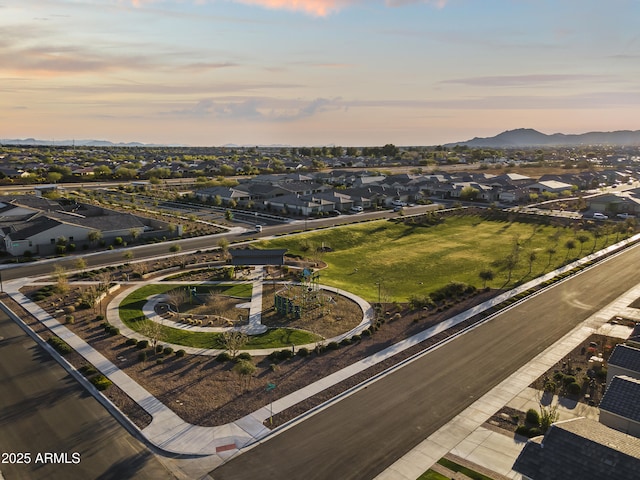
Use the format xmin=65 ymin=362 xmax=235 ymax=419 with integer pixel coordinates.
xmin=165 ymin=289 xmax=187 ymax=315
xmin=139 ymin=320 xmax=165 ymax=349
xmin=218 ymin=238 xmax=230 ymax=260
xmin=88 ymin=229 xmax=103 ymax=245
xmin=220 ymin=330 xmax=248 ymax=359
xmin=75 ymin=257 xmax=87 ymax=271
xmin=478 ymin=269 xmax=494 ymax=288
xmin=233 ymin=359 xmax=256 ymax=391
xmin=53 ymin=264 xmax=69 ymax=294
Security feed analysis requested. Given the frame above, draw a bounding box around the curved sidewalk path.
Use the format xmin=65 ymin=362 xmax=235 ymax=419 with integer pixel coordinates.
xmin=2 ymin=235 xmax=639 ymax=469
xmin=108 ymin=268 xmax=374 ymax=355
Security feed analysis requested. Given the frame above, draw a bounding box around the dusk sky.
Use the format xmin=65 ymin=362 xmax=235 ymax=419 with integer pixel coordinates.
xmin=2 ymin=1 xmax=640 ymax=146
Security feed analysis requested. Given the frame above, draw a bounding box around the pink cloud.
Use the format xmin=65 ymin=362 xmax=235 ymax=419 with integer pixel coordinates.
xmin=126 ymin=0 xmax=448 ymax=16
xmin=231 ymin=0 xmax=353 ymax=16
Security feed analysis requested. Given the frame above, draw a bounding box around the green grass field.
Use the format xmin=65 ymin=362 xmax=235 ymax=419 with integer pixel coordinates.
xmin=257 ymin=215 xmax=621 ymax=302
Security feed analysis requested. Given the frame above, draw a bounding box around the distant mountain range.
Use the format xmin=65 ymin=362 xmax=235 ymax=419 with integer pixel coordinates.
xmin=0 ymin=138 xmax=155 ymax=147
xmin=447 ymin=128 xmax=640 ymax=148
xmin=4 ymin=129 xmax=640 ymax=149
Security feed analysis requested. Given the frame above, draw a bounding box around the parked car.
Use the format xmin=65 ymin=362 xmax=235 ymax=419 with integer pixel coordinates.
xmin=349 ymin=206 xmax=363 ymax=213
xmin=617 ymin=213 xmax=635 ymax=219
xmin=593 ymin=212 xmax=608 ymax=220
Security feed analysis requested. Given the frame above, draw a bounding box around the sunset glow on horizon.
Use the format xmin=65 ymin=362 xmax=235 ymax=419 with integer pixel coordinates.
xmin=2 ymin=0 xmax=639 ymax=146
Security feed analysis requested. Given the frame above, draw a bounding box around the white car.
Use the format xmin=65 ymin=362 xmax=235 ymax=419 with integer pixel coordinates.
xmin=617 ymin=213 xmax=635 ymax=219
xmin=593 ymin=212 xmax=608 ymax=220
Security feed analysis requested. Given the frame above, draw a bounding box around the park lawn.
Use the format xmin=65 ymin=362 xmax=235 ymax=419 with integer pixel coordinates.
xmin=256 ymin=215 xmax=618 ymax=302
xmin=118 ymin=284 xmax=319 ymax=348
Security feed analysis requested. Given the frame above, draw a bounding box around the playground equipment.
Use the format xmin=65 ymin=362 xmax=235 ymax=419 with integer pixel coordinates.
xmin=273 ymin=269 xmax=333 ymax=319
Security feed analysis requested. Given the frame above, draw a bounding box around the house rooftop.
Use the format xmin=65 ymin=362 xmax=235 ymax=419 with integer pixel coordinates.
xmin=513 ymin=417 xmax=640 ymax=480
xmin=600 ymin=375 xmax=640 ymax=423
xmin=608 ymin=344 xmax=640 ymax=374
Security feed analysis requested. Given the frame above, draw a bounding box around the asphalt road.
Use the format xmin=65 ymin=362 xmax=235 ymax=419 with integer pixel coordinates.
xmin=0 ymin=310 xmax=176 ymax=480
xmin=211 ymin=243 xmax=640 ymax=480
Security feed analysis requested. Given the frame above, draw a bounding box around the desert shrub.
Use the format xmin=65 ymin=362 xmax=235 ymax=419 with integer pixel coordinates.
xmin=543 ymin=381 xmax=557 ymax=393
xmin=277 ymin=349 xmax=294 ymax=360
xmin=90 ymin=374 xmax=112 ymax=391
xmin=96 ymin=315 xmax=105 ymax=321
xmin=163 ymin=346 xmax=173 ymax=355
xmin=125 ymin=338 xmax=138 ymax=346
xmin=216 ymin=352 xmax=232 ymax=362
xmin=65 ymin=315 xmax=75 ymax=324
xmin=175 ymin=349 xmax=186 ymax=358
xmin=63 ymin=305 xmax=76 ymax=314
xmin=340 ymin=338 xmax=352 ymax=346
xmin=47 ymin=336 xmax=72 ymax=355
xmin=326 ymin=341 xmax=340 ymax=351
xmin=362 ymin=328 xmax=372 ymax=337
xmin=567 ymin=382 xmax=582 ymax=395
xmin=155 ymin=344 xmax=164 ymax=354
xmin=526 ymin=408 xmax=541 ymax=426
xmin=136 ymin=339 xmax=149 ymax=349
xmin=515 ymin=425 xmax=530 ymax=437
xmin=236 ymin=352 xmax=252 ymax=361
xmin=562 ymin=375 xmax=577 ymax=387
xmin=108 ymin=326 xmax=119 ymax=336
xmin=137 ymin=351 xmax=147 ymax=362
xmin=79 ymin=365 xmax=98 ymax=376
xmin=297 ymin=347 xmax=309 ymax=357
xmin=350 ymin=334 xmax=361 ymax=342
xmin=155 ymin=358 xmax=164 ymax=365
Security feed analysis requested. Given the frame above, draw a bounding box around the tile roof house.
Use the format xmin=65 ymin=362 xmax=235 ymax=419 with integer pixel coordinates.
xmin=599 ymin=375 xmax=640 ymax=437
xmin=607 ymin=344 xmax=640 ymax=385
xmin=0 ymin=200 xmax=151 ymax=256
xmin=513 ymin=417 xmax=640 ymax=480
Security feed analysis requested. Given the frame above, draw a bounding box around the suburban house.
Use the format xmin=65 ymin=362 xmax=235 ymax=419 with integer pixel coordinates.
xmin=588 ymin=190 xmax=640 ymax=217
xmin=0 ymin=198 xmax=160 ymax=256
xmin=514 ymin=340 xmax=640 ymax=479
xmin=528 ymin=180 xmax=575 ymax=195
xmin=606 ymin=344 xmax=640 ymax=385
xmin=599 ymin=375 xmax=640 ymax=437
xmin=513 ymin=417 xmax=640 ymax=480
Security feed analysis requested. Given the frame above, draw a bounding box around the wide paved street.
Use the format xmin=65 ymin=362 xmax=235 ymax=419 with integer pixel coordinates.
xmin=211 ymin=243 xmax=640 ymax=480
xmin=0 ymin=311 xmax=176 ymax=480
